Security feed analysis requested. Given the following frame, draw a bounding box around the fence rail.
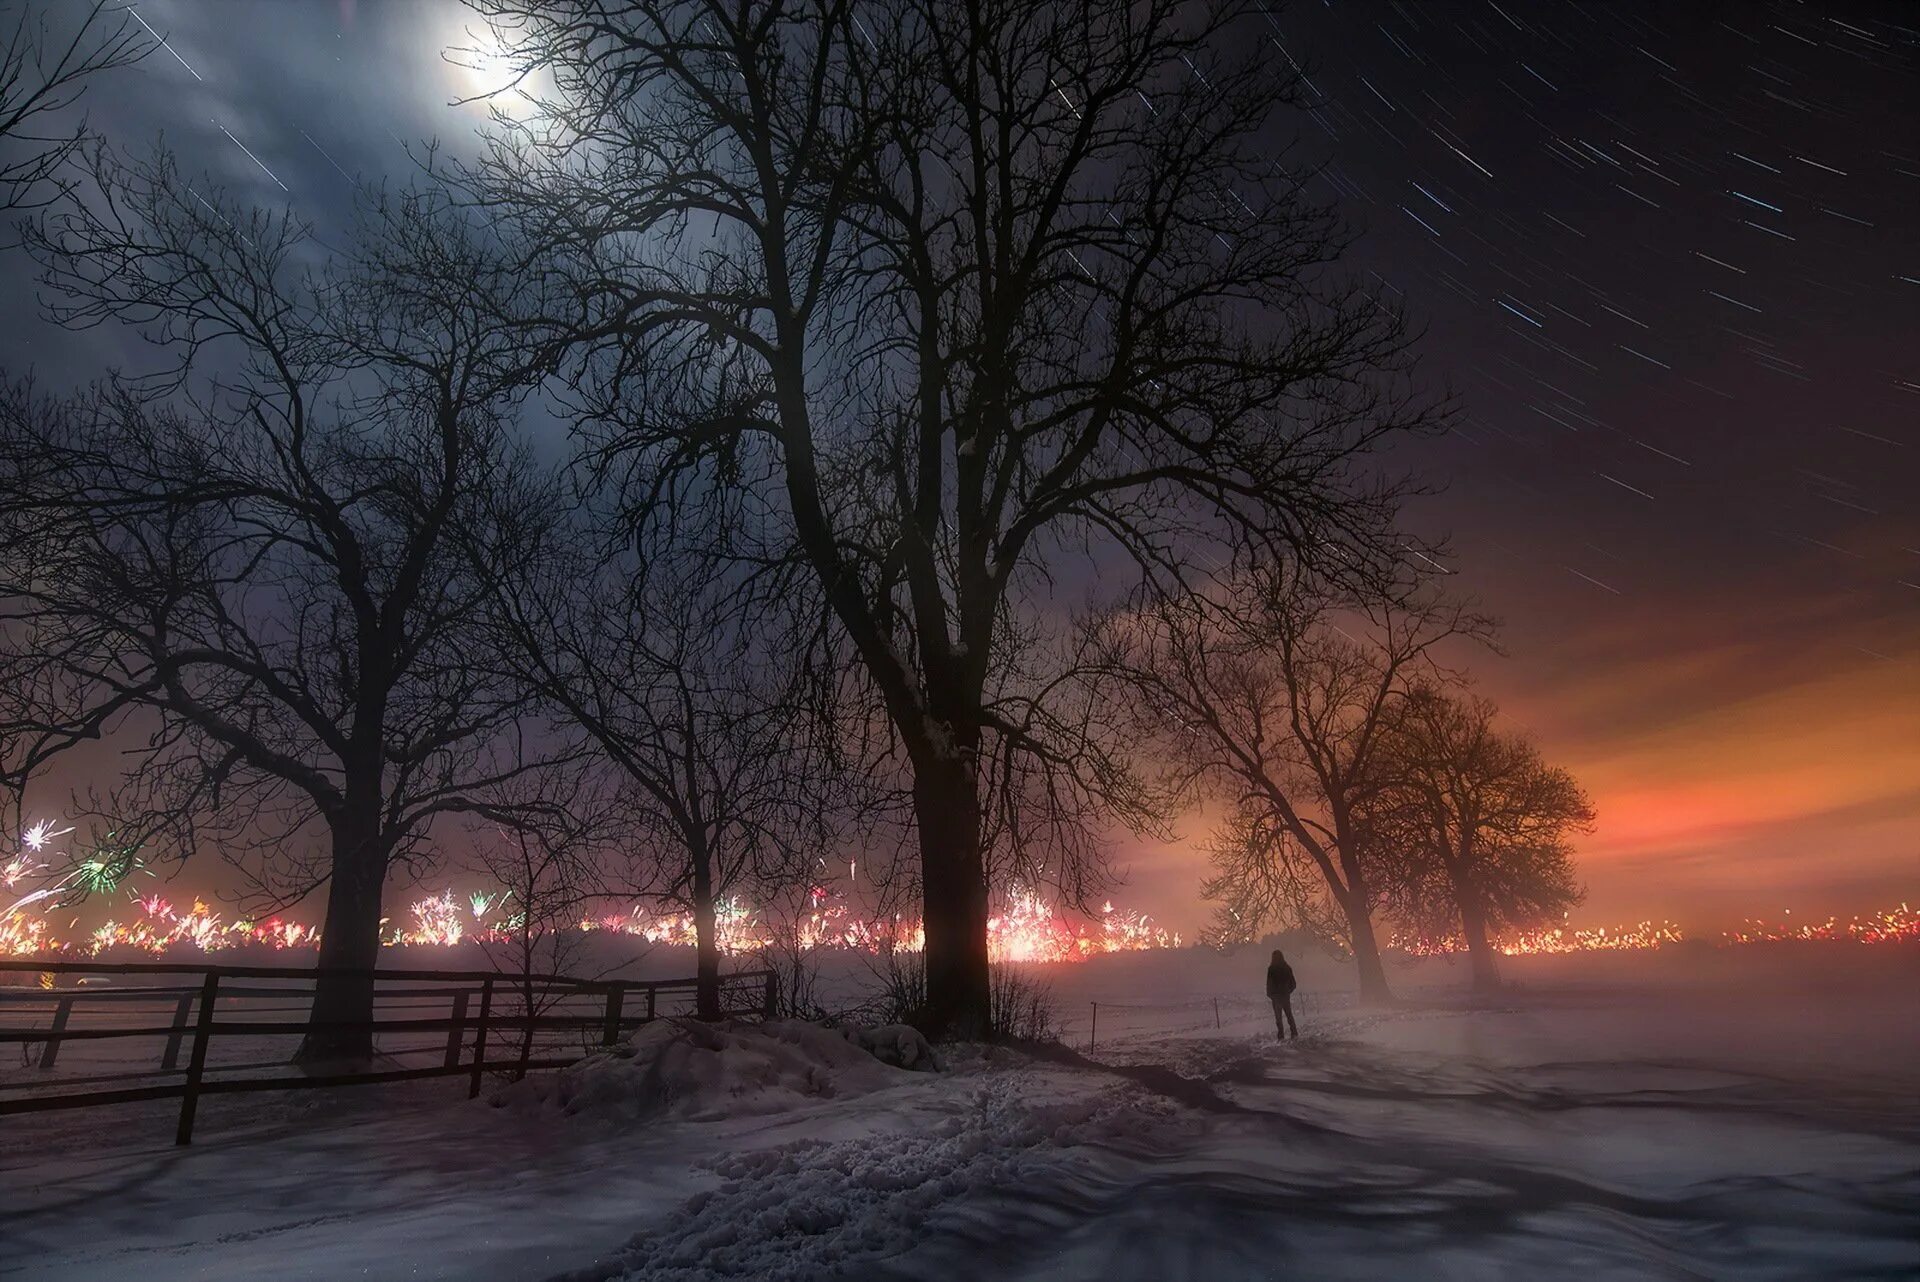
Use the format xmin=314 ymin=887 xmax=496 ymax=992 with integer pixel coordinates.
xmin=0 ymin=959 xmax=776 ymax=1144
xmin=1073 ymin=991 xmax=1319 ymax=1053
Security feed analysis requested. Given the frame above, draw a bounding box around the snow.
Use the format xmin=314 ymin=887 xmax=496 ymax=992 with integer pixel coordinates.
xmin=564 ymin=1071 xmax=1167 ymax=1282
xmin=492 ymin=1018 xmax=908 ymax=1123
xmin=5 ymin=948 xmax=1917 ymax=1280
xmin=840 ymin=1023 xmax=943 ymax=1073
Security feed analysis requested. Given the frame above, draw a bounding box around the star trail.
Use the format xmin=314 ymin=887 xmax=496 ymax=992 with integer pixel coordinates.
xmin=1 ymin=0 xmax=1915 ymax=930
xmin=1233 ymin=0 xmax=1920 ymax=925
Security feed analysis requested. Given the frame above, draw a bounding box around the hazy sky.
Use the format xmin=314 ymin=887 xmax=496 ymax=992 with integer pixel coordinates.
xmin=4 ymin=0 xmax=1916 ymax=935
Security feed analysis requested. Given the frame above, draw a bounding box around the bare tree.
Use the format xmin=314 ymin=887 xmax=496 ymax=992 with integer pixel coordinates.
xmin=0 ymin=0 xmax=147 ymax=217
xmin=461 ymin=0 xmax=1434 ymax=1036
xmin=758 ymin=877 xmax=841 ymax=1022
xmin=1383 ymin=687 xmax=1592 ymax=991
xmin=0 ymin=152 xmax=557 ymax=1061
xmin=1109 ymin=574 xmax=1489 ymax=1001
xmin=1198 ymin=805 xmax=1351 ymax=951
xmin=478 ymin=486 xmax=834 ymax=1020
xmin=468 ymin=776 xmax=616 ymax=1076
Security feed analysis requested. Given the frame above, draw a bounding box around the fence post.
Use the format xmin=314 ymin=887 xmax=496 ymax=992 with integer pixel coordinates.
xmin=762 ymin=970 xmax=777 ymax=1019
xmin=174 ymin=970 xmax=220 ymax=1146
xmin=37 ymin=995 xmax=74 ymax=1070
xmin=1089 ymin=1002 xmax=1098 ymax=1054
xmin=467 ymin=976 xmax=494 ymax=1099
xmin=646 ymin=984 xmax=658 ymax=1021
xmin=1214 ymin=997 xmax=1221 ymax=1030
xmin=600 ymin=983 xmax=626 ymax=1046
xmin=444 ymin=992 xmax=470 ymax=1069
xmin=161 ymin=992 xmax=195 ymax=1070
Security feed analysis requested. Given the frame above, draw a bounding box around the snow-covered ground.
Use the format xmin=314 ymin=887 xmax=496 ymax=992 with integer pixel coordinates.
xmin=4 ymin=948 xmax=1916 ymax=1280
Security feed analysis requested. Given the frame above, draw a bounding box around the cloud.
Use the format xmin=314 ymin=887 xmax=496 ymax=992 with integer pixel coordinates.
xmin=1558 ymin=649 xmax=1920 ymax=913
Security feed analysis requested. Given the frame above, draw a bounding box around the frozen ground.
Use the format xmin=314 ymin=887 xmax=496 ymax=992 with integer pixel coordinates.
xmin=3 ymin=949 xmax=1916 ymax=1281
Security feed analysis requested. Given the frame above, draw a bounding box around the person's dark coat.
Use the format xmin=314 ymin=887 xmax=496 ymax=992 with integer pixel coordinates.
xmin=1266 ymin=954 xmax=1297 ymax=999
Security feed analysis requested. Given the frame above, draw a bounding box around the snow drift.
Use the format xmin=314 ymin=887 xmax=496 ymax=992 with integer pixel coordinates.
xmin=840 ymin=1023 xmax=944 ymax=1073
xmin=492 ymin=1018 xmax=917 ymax=1122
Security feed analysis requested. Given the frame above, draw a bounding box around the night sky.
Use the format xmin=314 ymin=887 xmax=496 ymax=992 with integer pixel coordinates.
xmin=4 ymin=0 xmax=1916 ymax=934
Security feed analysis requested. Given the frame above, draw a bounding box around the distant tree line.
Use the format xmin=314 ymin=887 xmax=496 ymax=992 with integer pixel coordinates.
xmin=0 ymin=0 xmax=1592 ymax=1057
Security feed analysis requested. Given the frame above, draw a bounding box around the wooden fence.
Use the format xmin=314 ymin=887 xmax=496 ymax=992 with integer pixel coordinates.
xmin=0 ymin=959 xmax=776 ymax=1144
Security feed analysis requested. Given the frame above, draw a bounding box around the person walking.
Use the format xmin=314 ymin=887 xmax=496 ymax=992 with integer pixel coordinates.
xmin=1266 ymin=948 xmax=1299 ymax=1041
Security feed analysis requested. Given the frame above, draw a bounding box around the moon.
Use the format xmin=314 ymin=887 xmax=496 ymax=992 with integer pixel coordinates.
xmin=443 ymin=18 xmax=526 ymax=117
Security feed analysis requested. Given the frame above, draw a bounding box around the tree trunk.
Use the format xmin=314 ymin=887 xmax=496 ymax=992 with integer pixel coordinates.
xmin=516 ymin=933 xmax=538 ymax=1077
xmin=1337 ymin=873 xmax=1393 ymax=1004
xmin=691 ymin=849 xmax=722 ymax=1021
xmin=913 ymin=748 xmax=991 ymax=1041
xmin=1455 ymin=886 xmax=1502 ymax=993
xmin=294 ymin=817 xmax=388 ymax=1065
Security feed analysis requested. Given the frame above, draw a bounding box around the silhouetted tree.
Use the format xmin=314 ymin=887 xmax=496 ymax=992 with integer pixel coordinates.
xmin=1383 ymin=687 xmax=1591 ymax=990
xmin=477 ymin=492 xmax=833 ymax=1020
xmin=462 ymin=0 xmax=1433 ymax=1036
xmin=467 ymin=770 xmax=616 ymax=1076
xmin=0 ymin=0 xmax=147 ymax=217
xmin=1109 ymin=573 xmax=1489 ymax=1001
xmin=1199 ymin=806 xmax=1351 ymax=951
xmin=0 ymin=152 xmax=556 ymax=1061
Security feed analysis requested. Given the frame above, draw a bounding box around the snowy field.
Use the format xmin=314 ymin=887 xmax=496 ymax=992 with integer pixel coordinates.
xmin=3 ymin=946 xmax=1916 ymax=1281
